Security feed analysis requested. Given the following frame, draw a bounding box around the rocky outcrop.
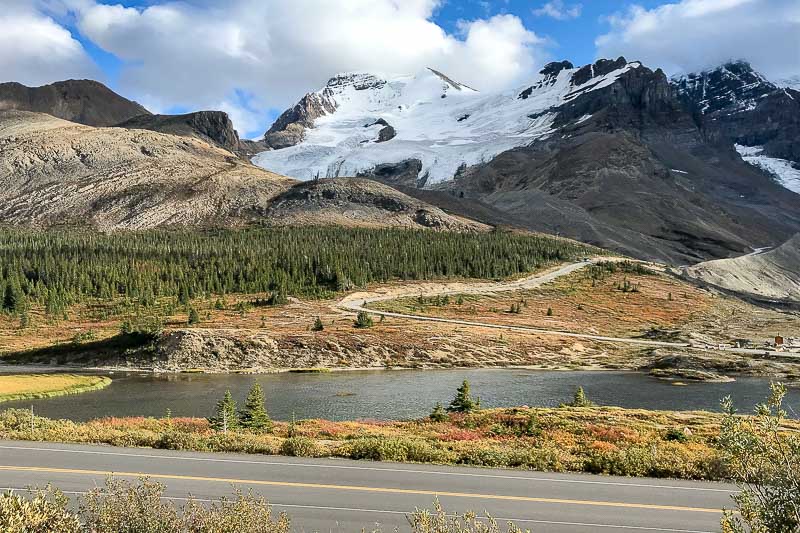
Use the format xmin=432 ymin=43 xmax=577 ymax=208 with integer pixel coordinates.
xmin=0 ymin=79 xmax=150 ymax=126
xmin=149 ymin=328 xmax=400 ymax=372
xmin=262 ymin=177 xmax=489 ymax=231
xmin=263 ymin=87 xmax=340 ymax=149
xmin=358 ymin=159 xmax=426 ymax=188
xmin=116 ymin=111 xmax=241 ymax=153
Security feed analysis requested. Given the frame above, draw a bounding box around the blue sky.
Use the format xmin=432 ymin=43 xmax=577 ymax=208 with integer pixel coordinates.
xmin=3 ymin=0 xmax=797 ymax=138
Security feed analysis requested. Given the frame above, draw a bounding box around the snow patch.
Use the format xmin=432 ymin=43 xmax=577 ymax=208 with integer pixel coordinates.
xmin=735 ymin=144 xmax=800 ymax=195
xmin=670 ymin=169 xmax=688 ymax=174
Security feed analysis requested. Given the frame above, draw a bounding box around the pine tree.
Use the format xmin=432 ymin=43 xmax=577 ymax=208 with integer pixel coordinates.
xmin=209 ymin=389 xmax=239 ymax=431
xmin=546 ymin=307 xmax=553 ymax=316
xmin=239 ymin=383 xmax=272 ymax=432
xmin=448 ymin=380 xmax=478 ymax=413
xmin=429 ymin=402 xmax=448 ymax=422
xmin=188 ymin=307 xmax=200 ymax=325
xmin=311 ymin=316 xmax=324 ymax=331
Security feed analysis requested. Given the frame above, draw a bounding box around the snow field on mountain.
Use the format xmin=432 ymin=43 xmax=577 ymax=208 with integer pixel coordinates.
xmin=254 ymin=64 xmax=640 ymax=185
xmin=736 ymin=144 xmax=800 ymax=194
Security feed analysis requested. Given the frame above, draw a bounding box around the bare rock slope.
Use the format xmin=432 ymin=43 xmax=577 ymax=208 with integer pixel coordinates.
xmin=0 ymin=110 xmax=484 ymax=232
xmin=0 ymin=110 xmax=293 ymax=229
xmin=263 ymin=178 xmax=489 ymax=231
xmin=0 ymin=79 xmax=149 ymax=126
xmin=681 ymin=234 xmax=800 ymax=303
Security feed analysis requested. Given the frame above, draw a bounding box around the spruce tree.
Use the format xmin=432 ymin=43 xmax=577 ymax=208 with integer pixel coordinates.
xmin=209 ymin=389 xmax=239 ymax=431
xmin=311 ymin=316 xmax=324 ymax=331
xmin=2 ymin=283 xmax=19 ymax=314
xmin=448 ymin=380 xmax=478 ymax=413
xmin=429 ymin=402 xmax=448 ymax=422
xmin=188 ymin=307 xmax=200 ymax=325
xmin=570 ymin=386 xmax=593 ymax=407
xmin=239 ymin=383 xmax=272 ymax=432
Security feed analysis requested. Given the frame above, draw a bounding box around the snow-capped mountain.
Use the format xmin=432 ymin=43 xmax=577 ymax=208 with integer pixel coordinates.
xmin=254 ymin=59 xmax=642 ymax=185
xmin=672 ymin=60 xmax=778 ymax=115
xmin=253 ymin=57 xmax=800 ymax=265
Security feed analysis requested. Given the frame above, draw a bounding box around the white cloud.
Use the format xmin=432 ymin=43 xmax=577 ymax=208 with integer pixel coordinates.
xmin=67 ymin=0 xmax=546 ymax=137
xmin=0 ymin=0 xmax=97 ymax=86
xmin=533 ymin=1 xmax=582 ymax=20
xmin=596 ymin=0 xmax=800 ymax=80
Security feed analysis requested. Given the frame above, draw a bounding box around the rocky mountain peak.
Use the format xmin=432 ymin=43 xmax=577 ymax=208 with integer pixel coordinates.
xmin=325 ymin=73 xmax=387 ymax=92
xmin=673 ymin=60 xmax=776 ymax=115
xmin=0 ymin=78 xmax=150 ymax=127
xmin=571 ymin=57 xmax=630 ymax=86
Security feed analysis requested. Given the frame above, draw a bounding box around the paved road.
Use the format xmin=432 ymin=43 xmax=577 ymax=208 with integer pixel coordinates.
xmin=339 ymin=260 xmax=794 ymax=358
xmin=0 ymin=440 xmax=735 ymax=532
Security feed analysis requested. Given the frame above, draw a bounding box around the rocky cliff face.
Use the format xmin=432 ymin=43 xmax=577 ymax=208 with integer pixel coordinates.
xmin=264 ymin=91 xmax=337 ymax=149
xmin=117 ymin=111 xmax=242 ymax=153
xmin=674 ymin=61 xmax=800 ymax=162
xmin=0 ymin=79 xmax=150 ymax=127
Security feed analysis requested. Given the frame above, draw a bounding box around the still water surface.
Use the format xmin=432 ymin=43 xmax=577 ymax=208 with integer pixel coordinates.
xmin=4 ymin=369 xmax=799 ymax=421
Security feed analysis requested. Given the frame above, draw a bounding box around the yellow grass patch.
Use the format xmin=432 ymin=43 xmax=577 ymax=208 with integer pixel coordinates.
xmin=0 ymin=374 xmax=111 ymax=402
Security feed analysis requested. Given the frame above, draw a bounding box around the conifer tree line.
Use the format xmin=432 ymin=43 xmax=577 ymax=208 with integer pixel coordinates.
xmin=0 ymin=227 xmax=593 ymax=315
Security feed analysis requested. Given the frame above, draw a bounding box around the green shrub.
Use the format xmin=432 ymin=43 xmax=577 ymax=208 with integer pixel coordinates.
xmin=665 ymin=428 xmax=688 ymax=442
xmin=280 ymin=436 xmax=319 ymax=457
xmin=457 ymin=446 xmax=510 ymax=467
xmin=154 ymin=430 xmax=207 ymax=452
xmin=344 ymin=437 xmax=452 ymax=463
xmin=354 ymin=311 xmax=373 ymax=328
xmin=429 ymin=402 xmax=448 ymax=422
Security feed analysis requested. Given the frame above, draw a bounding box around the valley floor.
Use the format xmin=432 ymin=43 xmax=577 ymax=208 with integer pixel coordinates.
xmin=1 ymin=259 xmax=798 ymax=381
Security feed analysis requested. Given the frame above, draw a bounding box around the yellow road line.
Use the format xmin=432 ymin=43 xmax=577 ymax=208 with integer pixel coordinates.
xmin=0 ymin=465 xmax=722 ymax=514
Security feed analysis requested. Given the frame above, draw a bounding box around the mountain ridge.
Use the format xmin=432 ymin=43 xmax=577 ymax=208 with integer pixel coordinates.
xmin=251 ymin=58 xmax=800 ymax=264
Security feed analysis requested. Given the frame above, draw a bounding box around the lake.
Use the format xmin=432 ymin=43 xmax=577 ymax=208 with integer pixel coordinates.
xmin=2 ymin=369 xmax=798 ymax=421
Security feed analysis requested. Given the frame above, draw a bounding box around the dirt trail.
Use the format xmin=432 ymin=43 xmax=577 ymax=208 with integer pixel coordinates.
xmin=337 ymin=259 xmax=793 ymax=358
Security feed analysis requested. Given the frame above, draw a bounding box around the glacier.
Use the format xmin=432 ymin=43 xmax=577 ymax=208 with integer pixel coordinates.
xmin=253 ymin=63 xmax=641 ymax=186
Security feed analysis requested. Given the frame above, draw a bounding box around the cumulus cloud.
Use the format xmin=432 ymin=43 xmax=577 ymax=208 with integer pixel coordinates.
xmin=66 ymin=0 xmax=545 ymax=136
xmin=0 ymin=0 xmax=97 ymax=86
xmin=596 ymin=0 xmax=800 ymax=80
xmin=533 ymin=1 xmax=582 ymax=20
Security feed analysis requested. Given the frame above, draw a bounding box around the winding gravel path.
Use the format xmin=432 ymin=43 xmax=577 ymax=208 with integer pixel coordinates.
xmin=337 ymin=259 xmax=792 ymax=357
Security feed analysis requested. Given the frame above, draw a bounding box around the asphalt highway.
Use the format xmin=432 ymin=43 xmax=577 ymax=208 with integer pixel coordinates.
xmin=0 ymin=440 xmax=736 ymax=532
